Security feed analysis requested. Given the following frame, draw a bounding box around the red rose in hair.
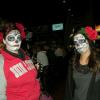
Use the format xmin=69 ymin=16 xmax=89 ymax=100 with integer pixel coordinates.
xmin=0 ymin=32 xmax=3 ymax=43
xmin=16 ymin=23 xmax=26 ymax=39
xmin=85 ymin=26 xmax=98 ymax=40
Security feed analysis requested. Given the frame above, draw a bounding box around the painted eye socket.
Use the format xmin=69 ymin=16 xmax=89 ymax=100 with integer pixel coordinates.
xmin=74 ymin=42 xmax=80 ymax=46
xmin=74 ymin=39 xmax=86 ymax=44
xmin=78 ymin=39 xmax=86 ymax=43
xmin=7 ymin=36 xmax=15 ymax=41
xmin=7 ymin=35 xmax=21 ymax=42
xmin=74 ymin=39 xmax=86 ymax=46
xmin=17 ymin=35 xmax=21 ymax=41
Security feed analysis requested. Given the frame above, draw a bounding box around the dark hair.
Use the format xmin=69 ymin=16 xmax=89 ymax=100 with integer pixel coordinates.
xmin=72 ymin=45 xmax=97 ymax=70
xmin=1 ymin=21 xmax=19 ymax=39
xmin=72 ymin=27 xmax=98 ymax=71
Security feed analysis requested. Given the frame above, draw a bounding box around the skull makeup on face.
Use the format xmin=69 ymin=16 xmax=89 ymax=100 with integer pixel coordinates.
xmin=74 ymin=34 xmax=89 ymax=53
xmin=3 ymin=30 xmax=22 ymax=53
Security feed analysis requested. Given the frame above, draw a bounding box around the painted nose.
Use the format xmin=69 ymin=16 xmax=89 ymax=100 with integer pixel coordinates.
xmin=15 ymin=40 xmax=19 ymax=43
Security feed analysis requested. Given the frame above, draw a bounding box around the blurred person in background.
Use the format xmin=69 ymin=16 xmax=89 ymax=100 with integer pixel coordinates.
xmin=36 ymin=44 xmax=49 ymax=92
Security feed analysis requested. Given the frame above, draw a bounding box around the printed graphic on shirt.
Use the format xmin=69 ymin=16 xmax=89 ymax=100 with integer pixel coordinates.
xmin=10 ymin=60 xmax=35 ymax=78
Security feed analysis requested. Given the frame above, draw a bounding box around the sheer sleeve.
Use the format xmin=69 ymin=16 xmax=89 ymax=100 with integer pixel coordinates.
xmin=0 ymin=54 xmax=7 ymax=100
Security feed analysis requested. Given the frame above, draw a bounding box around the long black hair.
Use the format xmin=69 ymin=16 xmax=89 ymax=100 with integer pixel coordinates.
xmin=71 ymin=26 xmax=98 ymax=71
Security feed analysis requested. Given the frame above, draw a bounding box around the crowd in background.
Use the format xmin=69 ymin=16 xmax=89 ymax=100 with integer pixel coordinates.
xmin=21 ymin=39 xmax=69 ymax=94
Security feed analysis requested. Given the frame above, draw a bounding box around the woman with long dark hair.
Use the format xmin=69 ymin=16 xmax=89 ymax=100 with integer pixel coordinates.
xmin=64 ymin=26 xmax=100 ymax=100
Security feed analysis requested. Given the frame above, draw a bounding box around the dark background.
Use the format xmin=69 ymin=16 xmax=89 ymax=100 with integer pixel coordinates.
xmin=0 ymin=0 xmax=98 ymax=26
xmin=0 ymin=0 xmax=98 ymax=42
xmin=0 ymin=0 xmax=99 ymax=42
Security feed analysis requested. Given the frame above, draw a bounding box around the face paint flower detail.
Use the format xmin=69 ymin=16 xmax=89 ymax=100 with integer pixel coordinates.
xmin=4 ymin=30 xmax=22 ymax=53
xmin=74 ymin=34 xmax=89 ymax=53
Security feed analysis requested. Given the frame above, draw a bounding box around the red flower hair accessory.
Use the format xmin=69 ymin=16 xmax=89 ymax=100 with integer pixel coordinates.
xmin=85 ymin=26 xmax=98 ymax=41
xmin=0 ymin=32 xmax=3 ymax=43
xmin=16 ymin=23 xmax=26 ymax=40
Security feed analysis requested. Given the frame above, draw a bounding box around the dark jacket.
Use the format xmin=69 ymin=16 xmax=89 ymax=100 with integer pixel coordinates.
xmin=64 ymin=62 xmax=74 ymax=100
xmin=64 ymin=62 xmax=100 ymax=100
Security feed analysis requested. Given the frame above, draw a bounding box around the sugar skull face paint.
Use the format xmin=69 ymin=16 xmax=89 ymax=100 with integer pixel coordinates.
xmin=74 ymin=34 xmax=89 ymax=53
xmin=3 ymin=30 xmax=22 ymax=53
